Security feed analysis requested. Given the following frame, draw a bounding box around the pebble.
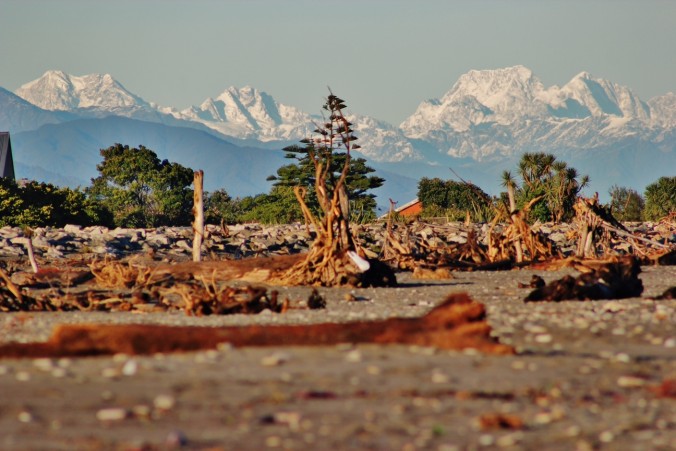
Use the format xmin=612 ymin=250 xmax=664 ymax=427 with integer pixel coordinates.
xmin=617 ymin=376 xmax=646 ymax=387
xmin=121 ymin=359 xmax=138 ymax=376
xmin=345 ymin=349 xmax=362 ymax=362
xmin=534 ymin=334 xmax=553 ymax=344
xmin=96 ymin=407 xmax=128 ymax=421
xmin=17 ymin=410 xmax=34 ymax=423
xmin=261 ymin=352 xmax=290 ymax=367
xmin=15 ymin=371 xmax=31 ymax=382
xmin=153 ymin=394 xmax=176 ymax=411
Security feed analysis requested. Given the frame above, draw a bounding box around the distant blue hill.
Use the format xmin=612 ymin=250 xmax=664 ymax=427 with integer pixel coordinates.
xmin=11 ymin=116 xmax=420 ymax=209
xmin=12 ymin=116 xmax=286 ymax=196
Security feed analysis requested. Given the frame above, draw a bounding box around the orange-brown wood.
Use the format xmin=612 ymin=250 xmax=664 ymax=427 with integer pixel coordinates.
xmin=0 ymin=293 xmax=514 ymax=358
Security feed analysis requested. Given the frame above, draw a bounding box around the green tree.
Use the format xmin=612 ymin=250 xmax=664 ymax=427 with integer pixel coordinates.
xmin=87 ymin=144 xmax=194 ymax=228
xmin=644 ymin=176 xmax=676 ymax=221
xmin=609 ymin=185 xmax=644 ymax=222
xmin=267 ymin=144 xmax=384 ymax=223
xmin=510 ymin=152 xmax=589 ymax=223
xmin=417 ymin=177 xmax=492 ymax=221
xmin=205 ymin=189 xmax=234 ymax=224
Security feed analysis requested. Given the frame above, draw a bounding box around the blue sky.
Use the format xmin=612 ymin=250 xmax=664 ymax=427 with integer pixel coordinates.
xmin=1 ymin=0 xmax=674 ymax=125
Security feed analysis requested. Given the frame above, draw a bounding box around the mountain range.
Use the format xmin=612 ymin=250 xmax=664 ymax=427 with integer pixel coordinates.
xmin=2 ymin=66 xmax=674 ymax=210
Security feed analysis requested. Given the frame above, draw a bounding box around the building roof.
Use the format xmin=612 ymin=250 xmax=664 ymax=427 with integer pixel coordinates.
xmin=0 ymin=132 xmax=16 ymax=180
xmin=395 ymin=198 xmax=421 ymax=213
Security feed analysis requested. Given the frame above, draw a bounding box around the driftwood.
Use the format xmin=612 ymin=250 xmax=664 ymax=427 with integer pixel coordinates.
xmin=275 ymin=94 xmax=397 ymax=287
xmin=0 ymin=255 xmax=314 ymax=314
xmin=0 ymin=293 xmax=514 ymax=358
xmin=574 ymin=196 xmax=673 ymax=258
xmin=525 ymin=256 xmax=643 ymax=302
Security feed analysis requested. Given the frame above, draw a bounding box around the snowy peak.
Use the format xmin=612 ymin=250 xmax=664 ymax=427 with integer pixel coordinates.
xmin=401 ymin=66 xmax=550 ymax=137
xmin=401 ymin=66 xmax=655 ymax=139
xmin=177 ymin=85 xmax=311 ymax=140
xmin=16 ymin=70 xmax=150 ymax=111
xmin=648 ymin=92 xmax=676 ymax=127
xmin=558 ymin=71 xmax=650 ymax=120
xmin=444 ymin=65 xmax=546 ymax=116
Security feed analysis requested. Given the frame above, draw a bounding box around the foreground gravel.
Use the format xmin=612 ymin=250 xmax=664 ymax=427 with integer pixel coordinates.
xmin=0 ymin=264 xmax=675 ymax=450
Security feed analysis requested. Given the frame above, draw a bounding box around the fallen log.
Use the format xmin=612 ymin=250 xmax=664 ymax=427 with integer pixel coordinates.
xmin=524 ymin=256 xmax=643 ymax=302
xmin=0 ymin=293 xmax=514 ymax=358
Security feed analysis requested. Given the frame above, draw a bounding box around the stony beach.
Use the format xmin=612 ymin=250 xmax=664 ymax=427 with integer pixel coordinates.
xmin=0 ymin=222 xmax=675 ymax=450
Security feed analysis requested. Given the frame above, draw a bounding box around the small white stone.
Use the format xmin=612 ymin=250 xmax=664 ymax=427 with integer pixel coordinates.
xmin=132 ymin=405 xmax=151 ymax=418
xmin=121 ymin=359 xmax=138 ymax=376
xmin=599 ymin=430 xmax=614 ymax=443
xmin=51 ymin=368 xmax=67 ymax=378
xmin=617 ymin=376 xmax=646 ymax=388
xmin=345 ymin=349 xmax=362 ymax=362
xmin=535 ymin=334 xmax=553 ymax=343
xmin=96 ymin=407 xmax=128 ymax=421
xmin=534 ymin=412 xmax=553 ymax=424
xmin=261 ymin=352 xmax=290 ymax=367
xmin=431 ymin=370 xmax=449 ymax=384
xmin=265 ymin=436 xmax=282 ymax=447
xmin=153 ymin=394 xmax=176 ymax=411
xmin=33 ymin=358 xmax=55 ymax=371
xmin=496 ymin=433 xmax=520 ymax=447
xmin=478 ymin=434 xmax=495 ymax=447
xmin=614 ymin=353 xmax=631 ymax=363
xmin=15 ymin=371 xmax=31 ymax=382
xmin=17 ymin=411 xmax=33 ymax=423
xmin=101 ymin=368 xmax=119 ymax=379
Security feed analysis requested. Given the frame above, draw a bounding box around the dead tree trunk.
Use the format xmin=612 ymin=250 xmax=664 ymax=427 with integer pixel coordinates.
xmin=278 ymin=93 xmax=394 ymax=287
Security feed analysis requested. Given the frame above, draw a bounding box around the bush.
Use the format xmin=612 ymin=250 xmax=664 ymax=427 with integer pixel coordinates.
xmin=609 ymin=185 xmax=644 ymax=221
xmin=417 ymin=177 xmax=493 ymax=221
xmin=504 ymin=153 xmax=589 ymax=223
xmin=644 ymin=176 xmax=676 ymax=221
xmin=0 ymin=178 xmax=111 ymax=227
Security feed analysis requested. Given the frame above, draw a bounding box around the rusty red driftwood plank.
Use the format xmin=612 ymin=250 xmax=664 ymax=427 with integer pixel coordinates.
xmin=0 ymin=293 xmax=513 ymax=358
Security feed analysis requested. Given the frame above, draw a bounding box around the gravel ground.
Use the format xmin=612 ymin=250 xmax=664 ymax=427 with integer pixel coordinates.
xmin=0 ymin=266 xmax=675 ymax=450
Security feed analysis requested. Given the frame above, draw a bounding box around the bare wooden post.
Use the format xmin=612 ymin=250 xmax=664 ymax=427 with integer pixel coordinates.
xmin=506 ymin=183 xmax=524 ymax=263
xmin=21 ymin=227 xmax=39 ymax=273
xmin=192 ymin=170 xmax=204 ymax=262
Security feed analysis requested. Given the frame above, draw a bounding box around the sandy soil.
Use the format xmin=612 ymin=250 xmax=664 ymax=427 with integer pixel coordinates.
xmin=0 ymin=266 xmax=675 ymax=450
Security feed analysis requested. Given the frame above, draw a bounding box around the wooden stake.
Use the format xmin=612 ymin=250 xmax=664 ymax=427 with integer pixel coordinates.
xmin=192 ymin=170 xmax=204 ymax=262
xmin=22 ymin=228 xmax=39 ymax=273
xmin=506 ymin=183 xmax=524 ymax=263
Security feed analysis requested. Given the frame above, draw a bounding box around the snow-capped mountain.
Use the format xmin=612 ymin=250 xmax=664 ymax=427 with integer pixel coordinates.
xmin=648 ymin=92 xmax=676 ymax=128
xmin=16 ymin=70 xmax=151 ymax=113
xmin=5 ymin=66 xmax=674 ymax=202
xmin=167 ymin=85 xmax=419 ymax=162
xmin=399 ymin=65 xmax=666 ymax=161
xmin=14 ymin=67 xmax=673 ymax=164
xmin=174 ymin=85 xmax=313 ymax=141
